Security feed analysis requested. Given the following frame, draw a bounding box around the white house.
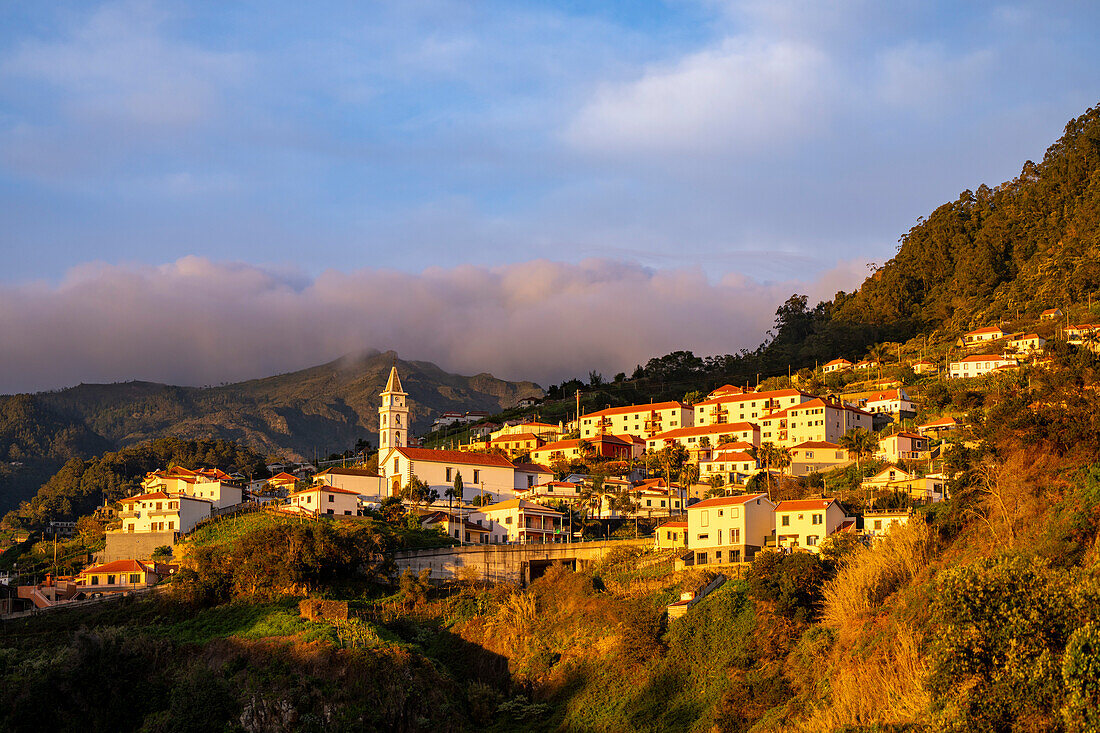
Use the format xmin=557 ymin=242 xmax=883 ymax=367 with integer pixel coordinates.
xmin=685 ymin=493 xmax=776 ymax=565
xmin=1006 ymin=333 xmax=1046 ymax=355
xmin=822 ymin=358 xmax=853 ymax=373
xmin=1040 ymin=308 xmax=1063 ymax=320
xmin=948 ymin=354 xmax=1018 ymax=378
xmin=863 ymin=510 xmax=911 ymax=539
xmin=141 ymin=466 xmax=243 ymax=510
xmin=863 ymin=466 xmax=946 ymax=503
xmin=380 ymin=447 xmax=519 ymax=504
xmin=758 ymin=399 xmax=873 ymax=447
xmin=962 ymin=326 xmax=1005 ymax=346
xmin=313 ymin=467 xmax=386 ymax=501
xmin=774 ymin=498 xmax=853 ymax=552
xmin=646 ymin=422 xmax=760 ymax=454
xmin=285 ymin=485 xmax=360 ymax=516
xmin=116 ymin=492 xmax=211 ymax=534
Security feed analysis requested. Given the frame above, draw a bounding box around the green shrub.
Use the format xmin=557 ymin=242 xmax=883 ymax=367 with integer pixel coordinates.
xmin=1062 ymin=623 xmax=1100 ymax=733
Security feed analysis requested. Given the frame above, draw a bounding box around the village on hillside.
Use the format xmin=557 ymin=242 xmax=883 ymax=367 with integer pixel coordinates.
xmin=10 ymin=305 xmax=1088 ymax=615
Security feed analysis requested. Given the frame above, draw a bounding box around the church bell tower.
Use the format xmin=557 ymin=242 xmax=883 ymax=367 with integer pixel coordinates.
xmin=379 ymin=365 xmax=409 ymax=453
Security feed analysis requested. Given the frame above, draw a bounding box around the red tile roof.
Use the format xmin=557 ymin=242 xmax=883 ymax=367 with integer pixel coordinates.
xmin=694 ymin=388 xmax=809 ymax=408
xmin=650 ymin=422 xmax=757 ymax=440
xmin=584 ymin=401 xmax=687 ymax=419
xmin=918 ymin=417 xmax=957 ymax=429
xmin=290 ymin=485 xmax=362 ymax=497
xmin=396 ymin=447 xmax=515 ymax=468
xmin=688 ymin=493 xmax=769 ymax=510
xmin=824 ymin=358 xmax=853 ymax=366
xmin=512 ymin=462 xmax=554 ymax=474
xmin=965 ymin=326 xmax=1004 ymax=336
xmin=81 ymin=559 xmax=151 ymax=576
xmin=491 ymin=432 xmax=542 ymax=444
xmin=792 ymin=441 xmax=842 ymax=449
xmin=119 ymin=492 xmax=171 ymax=503
xmin=775 ymin=498 xmax=836 ymax=512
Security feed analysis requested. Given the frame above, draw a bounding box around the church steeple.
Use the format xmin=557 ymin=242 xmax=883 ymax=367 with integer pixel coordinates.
xmin=379 ymin=365 xmax=409 ymax=453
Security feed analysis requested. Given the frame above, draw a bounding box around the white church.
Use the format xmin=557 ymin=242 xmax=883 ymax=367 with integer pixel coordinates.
xmin=377 ymin=366 xmax=552 ymax=504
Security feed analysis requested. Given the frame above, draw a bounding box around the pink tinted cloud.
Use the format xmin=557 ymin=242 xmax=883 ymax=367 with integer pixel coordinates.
xmin=0 ymin=256 xmax=868 ymax=393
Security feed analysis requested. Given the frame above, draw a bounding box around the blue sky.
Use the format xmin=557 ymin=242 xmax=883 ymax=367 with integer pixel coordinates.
xmin=0 ymin=1 xmax=1098 ymax=391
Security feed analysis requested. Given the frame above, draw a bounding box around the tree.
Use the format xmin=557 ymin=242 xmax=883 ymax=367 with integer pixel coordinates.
xmin=839 ymin=428 xmax=878 ymax=475
xmin=683 ymin=390 xmax=704 ymax=406
xmin=749 ymin=442 xmax=780 ymax=501
xmin=401 ymin=476 xmax=438 ymax=509
xmin=451 ymin=471 xmax=464 ymax=502
xmin=151 ymin=545 xmax=174 ymax=563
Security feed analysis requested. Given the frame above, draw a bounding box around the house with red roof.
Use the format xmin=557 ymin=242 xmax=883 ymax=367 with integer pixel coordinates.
xmin=579 ymin=401 xmax=692 ymax=439
xmin=917 ymin=416 xmax=958 ymax=437
xmin=469 ymin=499 xmax=567 ymax=544
xmin=528 ymin=434 xmax=633 ymax=466
xmin=693 ymin=388 xmax=814 ymax=427
xmin=788 ymin=441 xmax=852 ymax=476
xmin=822 ymin=358 xmax=853 ymax=373
xmin=646 ymin=422 xmax=760 ymax=454
xmin=654 ymin=519 xmax=688 ymax=550
xmin=877 ymin=432 xmax=930 ymax=463
xmin=774 ymin=498 xmax=853 ymax=552
xmin=116 ymin=491 xmax=212 ymax=534
xmin=75 ymin=559 xmax=159 ymax=591
xmin=948 ymin=353 xmax=1019 ymax=379
xmin=380 ymin=446 xmax=521 ymax=505
xmin=420 ymin=511 xmax=491 ymax=544
xmin=759 ymin=399 xmax=872 ymax=447
xmin=140 ymin=465 xmax=244 ymax=509
xmin=490 ymin=432 xmax=548 ymax=457
xmin=698 ymin=449 xmax=759 ymax=485
xmin=284 ymin=484 xmax=362 ymax=516
xmin=685 ymin=493 xmax=776 ymax=565
xmin=962 ymin=325 xmax=1005 ymax=347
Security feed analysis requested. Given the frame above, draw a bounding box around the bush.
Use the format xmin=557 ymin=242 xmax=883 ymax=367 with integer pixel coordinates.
xmin=1062 ymin=623 xmax=1100 ymax=733
xmin=746 ymin=551 xmax=830 ymax=623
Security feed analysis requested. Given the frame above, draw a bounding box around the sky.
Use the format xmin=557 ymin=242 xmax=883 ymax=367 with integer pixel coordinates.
xmin=1 ymin=0 xmax=1098 ymax=393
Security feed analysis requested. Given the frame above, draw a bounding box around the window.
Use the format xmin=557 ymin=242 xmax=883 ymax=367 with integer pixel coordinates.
xmin=107 ymin=575 xmax=116 ymax=585
xmin=91 ymin=576 xmax=99 ymax=586
xmin=328 ymin=494 xmax=335 ymax=503
xmin=505 ymin=516 xmax=513 ymax=524
xmin=326 ymin=509 xmax=334 ymax=515
xmin=473 ymin=470 xmax=480 ymax=484
xmin=732 ymin=528 xmax=740 ymax=543
xmin=697 ymin=533 xmax=709 ymax=540
xmin=731 ymin=507 xmax=740 ymax=518
xmin=873 ymin=519 xmax=882 ymax=530
xmin=700 ymin=510 xmax=709 ymax=527
xmin=446 ymin=467 xmax=453 ymax=482
xmin=646 ymin=499 xmax=652 ymax=507
xmin=168 ymin=521 xmax=174 ymax=530
xmin=781 ymin=515 xmax=790 ymax=526
xmin=812 ymin=513 xmax=822 ymax=525
xmin=129 ymin=574 xmax=141 ymax=584
xmin=393 ymin=459 xmax=399 ymax=473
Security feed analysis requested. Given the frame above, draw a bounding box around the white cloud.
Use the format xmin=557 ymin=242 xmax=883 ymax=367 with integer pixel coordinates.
xmin=565 ymin=36 xmax=834 ymax=155
xmin=0 ymin=256 xmax=868 ymax=393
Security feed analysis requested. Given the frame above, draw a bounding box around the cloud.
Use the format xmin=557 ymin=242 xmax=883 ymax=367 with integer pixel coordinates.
xmin=565 ymin=37 xmax=834 ymax=155
xmin=0 ymin=256 xmax=868 ymax=394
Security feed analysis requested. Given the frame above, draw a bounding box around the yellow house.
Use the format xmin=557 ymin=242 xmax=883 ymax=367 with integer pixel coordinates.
xmin=774 ymin=498 xmax=853 ymax=552
xmin=469 ymin=499 xmax=567 ymax=544
xmin=698 ymin=449 xmax=759 ymax=485
xmin=75 ymin=559 xmax=158 ymax=591
xmin=686 ymin=493 xmax=776 ymax=565
xmin=420 ymin=511 xmax=492 ymax=544
xmin=759 ymin=399 xmax=873 ymax=447
xmin=654 ymin=519 xmax=688 ymax=550
xmin=579 ymin=401 xmax=692 ymax=439
xmin=863 ymin=466 xmax=946 ymax=503
xmin=788 ymin=441 xmax=851 ymax=476
xmin=863 ymin=510 xmax=910 ymax=539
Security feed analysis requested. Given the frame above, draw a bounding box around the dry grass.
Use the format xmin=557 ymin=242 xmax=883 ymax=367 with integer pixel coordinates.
xmin=785 ymin=621 xmax=931 ymax=731
xmin=821 ymin=521 xmax=934 ymax=639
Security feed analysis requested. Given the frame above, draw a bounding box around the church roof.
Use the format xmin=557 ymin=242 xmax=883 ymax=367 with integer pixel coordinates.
xmin=381 ymin=366 xmax=406 ymax=395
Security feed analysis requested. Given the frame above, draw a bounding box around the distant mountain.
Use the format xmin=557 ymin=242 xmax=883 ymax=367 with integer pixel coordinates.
xmin=32 ymin=350 xmax=542 ymax=459
xmin=0 ymin=351 xmax=541 ymax=514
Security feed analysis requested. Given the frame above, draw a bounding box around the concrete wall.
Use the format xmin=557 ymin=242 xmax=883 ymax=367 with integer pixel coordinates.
xmin=100 ymin=531 xmax=176 ymax=562
xmin=392 ymin=539 xmax=650 ymax=585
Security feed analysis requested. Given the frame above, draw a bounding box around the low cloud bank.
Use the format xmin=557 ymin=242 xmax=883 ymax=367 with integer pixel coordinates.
xmin=0 ymin=256 xmax=867 ymax=393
